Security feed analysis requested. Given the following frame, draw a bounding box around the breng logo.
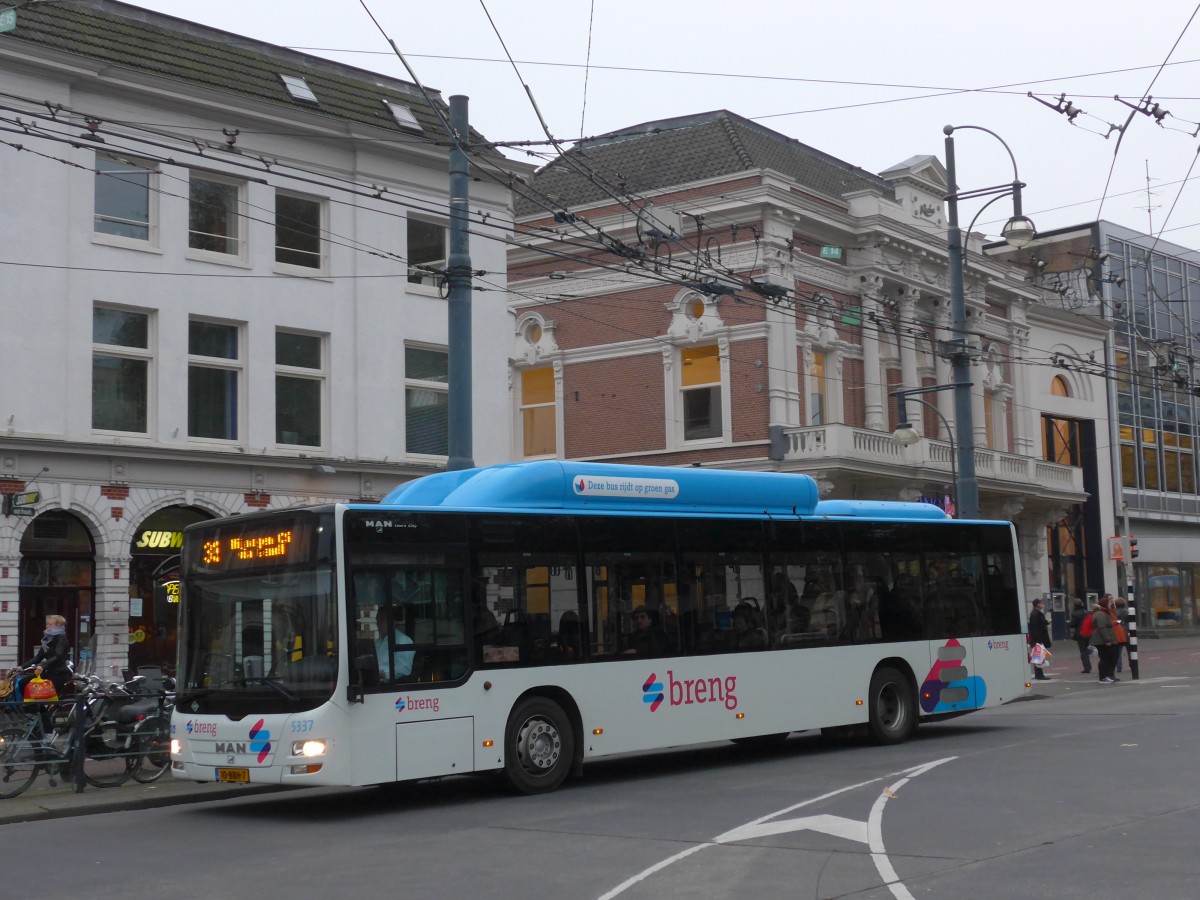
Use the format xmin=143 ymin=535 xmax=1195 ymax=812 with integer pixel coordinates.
xmin=248 ymin=719 xmax=271 ymax=764
xmin=987 ymin=639 xmax=1011 ymax=650
xmin=642 ymin=670 xmax=737 ymax=712
xmin=186 ymin=721 xmax=217 ymax=737
xmin=395 ymin=698 xmax=406 ymax=712
xmin=642 ymin=673 xmax=664 ymax=711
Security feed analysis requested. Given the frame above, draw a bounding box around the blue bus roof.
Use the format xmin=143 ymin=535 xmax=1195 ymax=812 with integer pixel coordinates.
xmin=382 ymin=461 xmax=819 ymax=516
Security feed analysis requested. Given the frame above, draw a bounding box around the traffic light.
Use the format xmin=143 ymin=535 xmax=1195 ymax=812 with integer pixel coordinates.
xmin=1129 ymin=536 xmax=1139 ymax=559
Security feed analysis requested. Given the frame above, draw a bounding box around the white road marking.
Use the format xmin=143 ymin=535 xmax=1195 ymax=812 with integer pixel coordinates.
xmin=597 ymin=756 xmax=956 ymax=900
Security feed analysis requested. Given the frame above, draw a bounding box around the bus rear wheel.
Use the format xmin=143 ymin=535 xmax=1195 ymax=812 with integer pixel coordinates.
xmin=504 ymin=697 xmax=574 ymax=795
xmin=867 ymin=666 xmax=916 ymax=745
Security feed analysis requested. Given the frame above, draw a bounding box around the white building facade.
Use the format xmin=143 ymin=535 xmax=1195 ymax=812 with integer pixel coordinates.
xmin=0 ymin=1 xmax=518 ymax=675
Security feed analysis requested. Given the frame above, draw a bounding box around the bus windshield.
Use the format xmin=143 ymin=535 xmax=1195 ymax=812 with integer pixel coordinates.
xmin=178 ymin=511 xmax=338 ymax=715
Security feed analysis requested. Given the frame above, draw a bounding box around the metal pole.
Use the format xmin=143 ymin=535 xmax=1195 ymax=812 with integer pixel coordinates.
xmin=1122 ymin=505 xmax=1139 ymax=680
xmin=943 ymin=131 xmax=980 ymax=519
xmin=446 ymin=95 xmax=474 ymax=471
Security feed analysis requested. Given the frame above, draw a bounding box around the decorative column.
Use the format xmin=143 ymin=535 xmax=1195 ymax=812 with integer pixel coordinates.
xmin=933 ymin=299 xmax=956 ymax=436
xmin=861 ymin=292 xmax=885 ymax=431
xmin=899 ymin=294 xmax=921 ymax=434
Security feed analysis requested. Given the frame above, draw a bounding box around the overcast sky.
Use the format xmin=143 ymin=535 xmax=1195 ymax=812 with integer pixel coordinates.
xmin=122 ymin=0 xmax=1200 ymax=252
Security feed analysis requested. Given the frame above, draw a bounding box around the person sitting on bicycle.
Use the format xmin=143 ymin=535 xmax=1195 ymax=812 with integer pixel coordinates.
xmin=16 ymin=614 xmax=73 ymax=698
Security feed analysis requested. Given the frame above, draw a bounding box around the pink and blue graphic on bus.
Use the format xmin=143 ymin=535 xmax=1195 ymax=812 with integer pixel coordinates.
xmin=919 ymin=638 xmax=986 ymax=713
xmin=248 ymin=719 xmax=272 ymax=763
xmin=642 ymin=673 xmax=664 ymax=711
xmin=395 ymin=697 xmax=406 ymax=712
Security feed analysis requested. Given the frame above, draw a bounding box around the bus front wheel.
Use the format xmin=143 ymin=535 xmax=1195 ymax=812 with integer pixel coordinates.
xmin=504 ymin=697 xmax=574 ymax=795
xmin=867 ymin=666 xmax=917 ymax=745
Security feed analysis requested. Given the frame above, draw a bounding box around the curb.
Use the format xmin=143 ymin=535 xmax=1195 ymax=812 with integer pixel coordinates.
xmin=0 ymin=782 xmax=292 ymax=826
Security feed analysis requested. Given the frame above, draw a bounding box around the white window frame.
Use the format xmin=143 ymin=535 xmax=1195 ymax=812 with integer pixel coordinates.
xmin=275 ymin=329 xmax=327 ymax=451
xmin=92 ymin=305 xmax=154 ymax=437
xmin=407 ymin=217 xmax=447 ymax=294
xmin=186 ymin=318 xmax=243 ymax=445
xmin=517 ymin=365 xmax=559 ymax=459
xmin=187 ymin=171 xmax=248 ymax=265
xmin=274 ymin=190 xmax=327 ymax=276
xmin=93 ymin=153 xmax=159 ymax=252
xmin=404 ymin=344 xmax=449 ymax=458
xmin=666 ymin=340 xmax=731 ymax=449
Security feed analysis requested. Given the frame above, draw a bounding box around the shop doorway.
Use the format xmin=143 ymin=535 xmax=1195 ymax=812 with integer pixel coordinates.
xmin=128 ymin=506 xmax=213 ymax=671
xmin=18 ymin=511 xmax=95 ymax=670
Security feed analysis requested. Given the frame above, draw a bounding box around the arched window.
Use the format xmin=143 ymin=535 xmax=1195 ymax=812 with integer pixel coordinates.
xmin=1050 ymin=375 xmax=1070 ymax=397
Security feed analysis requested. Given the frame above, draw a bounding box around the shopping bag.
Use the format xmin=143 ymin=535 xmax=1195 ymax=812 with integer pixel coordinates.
xmin=1029 ymin=643 xmax=1050 ymax=667
xmin=23 ymin=676 xmax=58 ymax=703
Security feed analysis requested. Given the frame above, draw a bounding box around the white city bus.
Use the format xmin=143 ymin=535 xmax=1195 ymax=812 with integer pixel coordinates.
xmin=170 ymin=461 xmax=1029 ymax=794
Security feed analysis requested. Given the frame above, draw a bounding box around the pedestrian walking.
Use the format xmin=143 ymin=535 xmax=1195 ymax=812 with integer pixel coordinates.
xmin=1027 ymin=597 xmax=1052 ymax=681
xmin=1068 ymin=596 xmax=1091 ymax=674
xmin=1113 ymin=596 xmax=1130 ymax=674
xmin=1091 ymin=595 xmax=1119 ymax=683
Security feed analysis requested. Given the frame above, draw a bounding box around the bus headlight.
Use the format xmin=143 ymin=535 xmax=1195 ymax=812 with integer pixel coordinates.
xmin=171 ymin=739 xmax=182 ymax=756
xmin=292 ymin=739 xmax=326 ymax=758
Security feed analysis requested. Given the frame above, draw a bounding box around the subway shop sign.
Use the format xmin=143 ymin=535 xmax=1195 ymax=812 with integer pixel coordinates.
xmin=135 ymin=530 xmax=184 ymax=550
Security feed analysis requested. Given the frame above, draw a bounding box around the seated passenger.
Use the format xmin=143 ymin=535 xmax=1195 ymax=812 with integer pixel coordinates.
xmin=375 ymin=607 xmax=414 ymax=681
xmin=621 ymin=605 xmax=669 ymax=657
xmin=730 ymin=603 xmax=767 ymax=652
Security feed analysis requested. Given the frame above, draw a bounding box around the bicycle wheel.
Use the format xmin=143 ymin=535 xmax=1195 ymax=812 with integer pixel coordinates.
xmin=132 ymin=716 xmax=170 ymax=784
xmin=82 ymin=727 xmax=137 ymax=788
xmin=0 ymin=726 xmax=40 ymax=800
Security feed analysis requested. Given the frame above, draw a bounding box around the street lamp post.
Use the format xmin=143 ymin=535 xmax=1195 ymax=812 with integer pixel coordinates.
xmin=943 ymin=124 xmax=1036 ymax=520
xmin=891 ymin=384 xmax=967 ymax=517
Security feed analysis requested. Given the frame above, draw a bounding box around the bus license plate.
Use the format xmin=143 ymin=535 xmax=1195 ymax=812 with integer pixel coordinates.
xmin=217 ymin=768 xmax=250 ymax=783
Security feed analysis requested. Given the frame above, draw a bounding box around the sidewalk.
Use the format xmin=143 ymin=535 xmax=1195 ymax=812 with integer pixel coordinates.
xmin=1025 ymin=634 xmax=1200 ymax=694
xmin=0 ymin=772 xmax=289 ymax=826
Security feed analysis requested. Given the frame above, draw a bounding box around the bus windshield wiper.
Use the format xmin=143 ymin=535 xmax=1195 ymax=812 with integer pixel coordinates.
xmin=237 ymin=676 xmax=299 ymax=701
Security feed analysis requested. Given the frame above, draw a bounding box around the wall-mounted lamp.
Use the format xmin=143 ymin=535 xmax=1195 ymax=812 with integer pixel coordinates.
xmin=312 ymin=464 xmax=337 ymax=475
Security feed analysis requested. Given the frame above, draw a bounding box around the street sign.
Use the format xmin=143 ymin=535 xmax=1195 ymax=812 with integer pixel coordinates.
xmin=819 ymin=245 xmax=843 ymax=260
xmin=0 ymin=9 xmax=15 ymax=34
xmin=1107 ymin=535 xmax=1129 ymax=562
xmin=10 ymin=506 xmax=34 ymax=517
xmin=13 ymin=490 xmax=38 ymax=506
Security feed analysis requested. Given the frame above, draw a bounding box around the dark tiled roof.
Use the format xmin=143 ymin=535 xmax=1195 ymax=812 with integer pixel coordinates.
xmin=2 ymin=0 xmax=499 ymax=155
xmin=517 ymin=110 xmax=892 ymax=217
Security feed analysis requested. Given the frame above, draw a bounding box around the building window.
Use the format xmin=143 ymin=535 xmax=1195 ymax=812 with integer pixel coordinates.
xmin=188 ymin=320 xmax=240 ymax=441
xmin=1050 ymin=375 xmax=1069 ymax=397
xmin=94 ymin=154 xmax=154 ymax=243
xmin=406 ymin=346 xmax=448 ymax=455
xmin=275 ymin=192 xmax=323 ymax=270
xmin=279 ymin=74 xmax=319 ymax=104
xmin=92 ymin=307 xmax=151 ymax=434
xmin=189 ymin=173 xmax=243 ymax=257
xmin=276 ymin=331 xmax=324 ymax=447
xmin=809 ymin=350 xmax=827 ymax=426
xmin=520 ymin=368 xmax=556 ymax=457
xmin=408 ymin=219 xmax=446 ymax=287
xmin=681 ymin=344 xmax=722 ymax=440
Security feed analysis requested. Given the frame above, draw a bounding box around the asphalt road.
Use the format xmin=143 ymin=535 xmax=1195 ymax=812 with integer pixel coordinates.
xmin=3 ymin=640 xmax=1199 ymax=899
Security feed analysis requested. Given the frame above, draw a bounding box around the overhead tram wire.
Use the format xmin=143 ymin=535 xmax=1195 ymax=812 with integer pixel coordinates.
xmin=1095 ymin=2 xmax=1200 ymax=224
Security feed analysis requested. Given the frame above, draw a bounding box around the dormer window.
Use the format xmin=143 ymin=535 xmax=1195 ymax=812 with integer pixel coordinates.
xmin=279 ymin=74 xmax=318 ymax=104
xmin=384 ymin=101 xmax=423 ymax=134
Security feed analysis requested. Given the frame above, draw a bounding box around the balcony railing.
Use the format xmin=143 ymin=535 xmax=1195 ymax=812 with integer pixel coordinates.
xmin=776 ymin=424 xmax=1084 ymax=495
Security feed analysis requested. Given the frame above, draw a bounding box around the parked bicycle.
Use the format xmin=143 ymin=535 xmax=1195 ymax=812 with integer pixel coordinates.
xmin=0 ymin=673 xmax=143 ymax=798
